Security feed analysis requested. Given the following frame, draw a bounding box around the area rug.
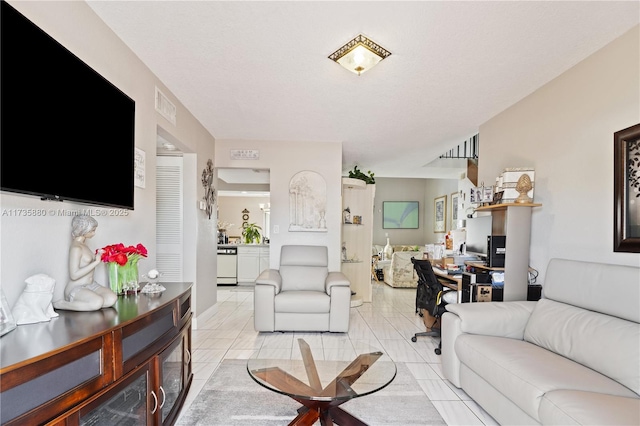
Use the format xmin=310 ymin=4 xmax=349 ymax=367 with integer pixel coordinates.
xmin=176 ymin=359 xmax=446 ymax=426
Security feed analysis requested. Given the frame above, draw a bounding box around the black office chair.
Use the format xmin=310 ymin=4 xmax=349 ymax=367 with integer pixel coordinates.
xmin=410 ymin=257 xmax=456 ymax=355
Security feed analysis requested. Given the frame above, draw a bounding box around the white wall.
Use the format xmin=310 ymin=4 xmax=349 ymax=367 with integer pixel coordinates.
xmin=215 ymin=139 xmax=343 ymax=270
xmin=0 ymin=2 xmax=217 ymax=316
xmin=479 ymin=25 xmax=640 ymax=282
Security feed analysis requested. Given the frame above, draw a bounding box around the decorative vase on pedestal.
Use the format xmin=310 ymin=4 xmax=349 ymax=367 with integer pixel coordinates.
xmin=383 ymin=238 xmax=393 ymax=261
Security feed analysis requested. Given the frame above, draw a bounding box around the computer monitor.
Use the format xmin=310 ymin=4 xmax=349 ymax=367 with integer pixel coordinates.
xmin=465 ymin=215 xmax=492 ymax=259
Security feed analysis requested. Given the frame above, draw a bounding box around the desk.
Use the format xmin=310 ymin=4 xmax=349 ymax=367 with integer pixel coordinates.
xmin=432 ymin=268 xmax=461 ymax=290
xmin=431 ymin=268 xmax=461 ymax=304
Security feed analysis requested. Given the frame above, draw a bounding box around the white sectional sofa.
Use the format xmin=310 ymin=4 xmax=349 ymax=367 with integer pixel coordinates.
xmin=442 ymin=258 xmax=640 ymax=425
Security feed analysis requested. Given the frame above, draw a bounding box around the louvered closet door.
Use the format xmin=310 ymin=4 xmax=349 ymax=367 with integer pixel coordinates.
xmin=156 ymin=156 xmax=183 ymax=281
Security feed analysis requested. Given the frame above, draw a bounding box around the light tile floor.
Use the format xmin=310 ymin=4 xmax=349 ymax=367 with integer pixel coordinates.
xmin=177 ymin=280 xmax=498 ymax=425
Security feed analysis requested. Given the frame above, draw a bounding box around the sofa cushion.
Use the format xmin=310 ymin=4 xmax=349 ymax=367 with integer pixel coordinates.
xmin=539 ymin=390 xmax=640 ymax=426
xmin=274 ymin=291 xmax=330 ymax=313
xmin=454 ymin=335 xmax=638 ymax=421
xmin=524 ymin=298 xmax=640 ymax=395
xmin=280 ymin=265 xmax=328 ymax=292
xmin=544 ymin=258 xmax=640 ymax=323
xmin=279 ymin=245 xmax=329 ymax=292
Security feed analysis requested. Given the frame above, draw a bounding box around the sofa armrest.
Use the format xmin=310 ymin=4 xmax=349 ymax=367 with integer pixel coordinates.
xmin=446 ymin=301 xmax=538 ymax=339
xmin=325 ymin=271 xmax=350 ymax=295
xmin=441 ymin=301 xmax=537 ymax=388
xmin=255 ymin=269 xmax=282 ymax=294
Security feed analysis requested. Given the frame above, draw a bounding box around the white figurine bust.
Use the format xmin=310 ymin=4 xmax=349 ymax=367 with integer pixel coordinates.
xmin=12 ymin=273 xmax=59 ymax=324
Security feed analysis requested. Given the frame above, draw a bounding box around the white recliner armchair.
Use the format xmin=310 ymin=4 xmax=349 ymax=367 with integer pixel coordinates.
xmin=254 ymin=245 xmax=351 ymax=332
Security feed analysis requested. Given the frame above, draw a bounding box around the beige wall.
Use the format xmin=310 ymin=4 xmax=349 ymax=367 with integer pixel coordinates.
xmin=215 ymin=139 xmax=343 ymax=270
xmin=0 ymin=1 xmax=217 ymax=318
xmin=479 ymin=25 xmax=640 ymax=282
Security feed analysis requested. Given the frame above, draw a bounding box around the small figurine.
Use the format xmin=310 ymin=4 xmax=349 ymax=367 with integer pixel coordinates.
xmin=53 ymin=215 xmax=117 ymax=311
xmin=11 ymin=273 xmax=59 ymax=324
xmin=343 ymin=207 xmax=351 ymax=224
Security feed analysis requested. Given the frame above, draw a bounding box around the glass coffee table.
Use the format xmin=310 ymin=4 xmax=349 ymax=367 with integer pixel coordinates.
xmin=247 ymin=338 xmax=396 ymax=426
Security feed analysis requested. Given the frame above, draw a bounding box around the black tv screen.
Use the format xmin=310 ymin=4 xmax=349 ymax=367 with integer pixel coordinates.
xmin=1 ymin=1 xmax=135 ymax=210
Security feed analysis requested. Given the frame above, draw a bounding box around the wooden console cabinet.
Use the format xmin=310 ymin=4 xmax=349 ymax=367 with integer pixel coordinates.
xmin=0 ymin=282 xmax=193 ymax=425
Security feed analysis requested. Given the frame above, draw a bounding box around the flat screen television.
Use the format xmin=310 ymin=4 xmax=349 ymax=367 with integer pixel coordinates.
xmin=1 ymin=1 xmax=136 ymax=210
xmin=383 ymin=201 xmax=419 ymax=229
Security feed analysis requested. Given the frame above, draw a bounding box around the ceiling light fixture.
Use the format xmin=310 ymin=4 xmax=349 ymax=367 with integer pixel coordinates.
xmin=328 ymin=34 xmax=391 ymax=76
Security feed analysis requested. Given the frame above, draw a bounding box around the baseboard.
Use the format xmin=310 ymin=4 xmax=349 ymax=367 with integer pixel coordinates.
xmin=192 ymin=302 xmax=218 ymax=329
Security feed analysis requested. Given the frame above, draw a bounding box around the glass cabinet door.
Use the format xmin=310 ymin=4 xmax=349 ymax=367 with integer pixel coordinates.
xmin=160 ymin=335 xmax=184 ymax=423
xmin=80 ymin=367 xmax=150 ymax=425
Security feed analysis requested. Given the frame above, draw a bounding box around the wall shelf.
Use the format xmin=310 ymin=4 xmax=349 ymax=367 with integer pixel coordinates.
xmin=341 ymin=178 xmax=375 ymax=303
xmin=476 ymin=203 xmax=541 ymax=212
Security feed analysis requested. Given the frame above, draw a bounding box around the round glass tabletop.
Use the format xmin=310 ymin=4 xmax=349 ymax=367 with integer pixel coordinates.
xmin=247 ymin=340 xmax=397 ymax=403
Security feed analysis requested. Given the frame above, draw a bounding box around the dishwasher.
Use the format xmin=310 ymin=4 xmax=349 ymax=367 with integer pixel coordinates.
xmin=217 ymin=246 xmax=238 ymax=285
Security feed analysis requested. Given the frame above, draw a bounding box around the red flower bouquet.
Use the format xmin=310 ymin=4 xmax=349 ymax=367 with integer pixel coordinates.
xmin=99 ymin=243 xmax=147 ymax=294
xmin=99 ymin=243 xmax=148 ymax=265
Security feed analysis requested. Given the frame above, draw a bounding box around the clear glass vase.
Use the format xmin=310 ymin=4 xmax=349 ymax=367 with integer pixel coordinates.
xmin=108 ymin=260 xmax=139 ymax=295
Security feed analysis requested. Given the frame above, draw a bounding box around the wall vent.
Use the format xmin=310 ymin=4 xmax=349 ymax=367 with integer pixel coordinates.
xmin=155 ymin=87 xmax=176 ymax=125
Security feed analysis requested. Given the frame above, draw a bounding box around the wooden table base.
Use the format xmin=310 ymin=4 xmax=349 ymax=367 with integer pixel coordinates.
xmin=251 ymin=339 xmax=383 ymax=426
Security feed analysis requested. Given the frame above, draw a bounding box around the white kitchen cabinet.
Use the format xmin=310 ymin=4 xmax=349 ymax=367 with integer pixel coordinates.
xmin=237 ymin=245 xmax=270 ymax=284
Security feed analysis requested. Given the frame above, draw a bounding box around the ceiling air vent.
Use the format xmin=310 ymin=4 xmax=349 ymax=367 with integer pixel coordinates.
xmin=155 ymin=87 xmax=176 ymax=125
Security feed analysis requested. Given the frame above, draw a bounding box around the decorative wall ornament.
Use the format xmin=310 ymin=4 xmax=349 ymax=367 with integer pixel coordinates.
xmin=242 ymin=208 xmax=250 ymax=228
xmin=201 ymin=159 xmax=216 ymax=219
xmin=289 ymin=171 xmax=327 ymax=232
xmin=134 ymin=147 xmax=146 ymax=188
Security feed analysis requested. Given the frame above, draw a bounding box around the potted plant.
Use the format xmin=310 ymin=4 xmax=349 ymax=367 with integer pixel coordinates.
xmin=348 ymin=165 xmax=375 ymax=184
xmin=242 ymin=223 xmax=262 ymax=244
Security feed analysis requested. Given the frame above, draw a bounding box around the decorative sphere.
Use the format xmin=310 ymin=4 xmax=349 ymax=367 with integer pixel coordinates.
xmin=147 ymin=269 xmax=160 ymax=279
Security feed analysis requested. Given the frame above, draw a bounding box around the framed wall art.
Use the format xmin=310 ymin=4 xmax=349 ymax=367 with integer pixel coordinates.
xmin=614 ymin=123 xmax=640 ymax=252
xmin=382 ymin=201 xmax=419 ymax=229
xmin=434 ymin=195 xmax=447 ymax=233
xmin=451 ymin=192 xmax=459 ymax=222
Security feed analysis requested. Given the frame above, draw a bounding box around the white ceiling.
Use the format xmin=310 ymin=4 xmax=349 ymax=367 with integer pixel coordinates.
xmin=89 ymin=1 xmax=639 ymax=180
